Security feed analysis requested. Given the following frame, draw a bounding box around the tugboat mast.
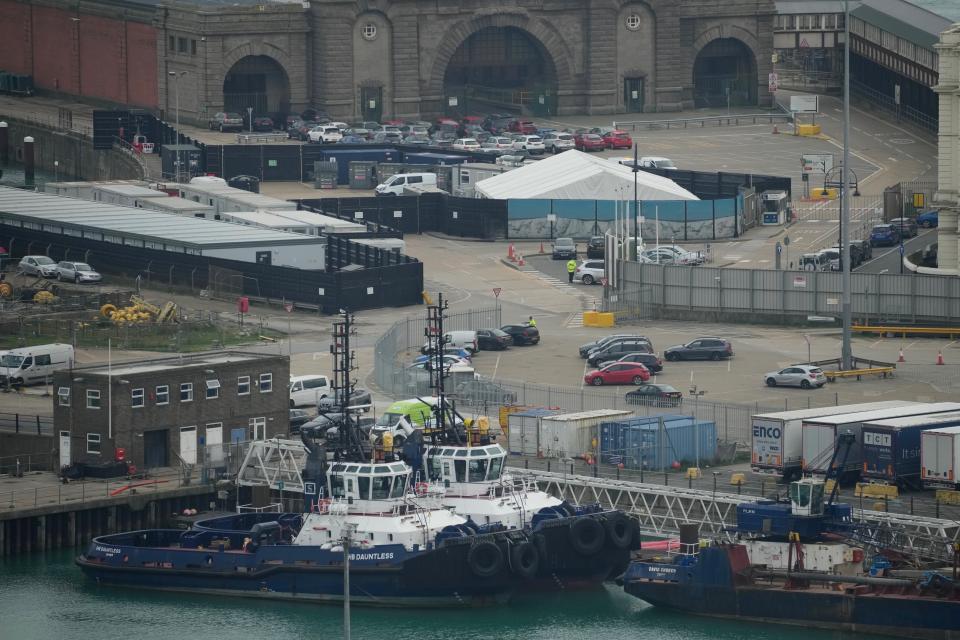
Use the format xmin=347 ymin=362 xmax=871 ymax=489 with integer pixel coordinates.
xmin=330 ymin=309 xmax=366 ymax=462
xmin=424 ymin=293 xmax=464 ymax=446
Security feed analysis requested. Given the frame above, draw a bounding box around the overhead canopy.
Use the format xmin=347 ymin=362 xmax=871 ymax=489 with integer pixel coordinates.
xmin=475 ymin=150 xmax=699 ymax=201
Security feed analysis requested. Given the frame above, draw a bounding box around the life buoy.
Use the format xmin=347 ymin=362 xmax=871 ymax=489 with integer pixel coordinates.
xmin=467 ymin=541 xmax=504 ymax=578
xmin=604 ymin=513 xmax=633 ymax=550
xmin=510 ymin=541 xmax=540 ymax=578
xmin=569 ymin=517 xmax=605 ymax=556
xmin=414 ymin=482 xmax=429 ymax=496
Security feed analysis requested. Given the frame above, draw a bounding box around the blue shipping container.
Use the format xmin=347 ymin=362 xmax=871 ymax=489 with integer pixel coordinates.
xmin=616 ymin=418 xmax=717 ymax=470
xmin=402 ymin=152 xmax=469 ymax=166
xmin=599 ymin=415 xmax=699 ymax=464
xmin=319 ymin=148 xmax=400 ymax=184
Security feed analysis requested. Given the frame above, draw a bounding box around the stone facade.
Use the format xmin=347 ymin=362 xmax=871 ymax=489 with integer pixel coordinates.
xmin=53 ymin=353 xmax=290 ymax=469
xmin=933 ymin=24 xmax=960 ymax=275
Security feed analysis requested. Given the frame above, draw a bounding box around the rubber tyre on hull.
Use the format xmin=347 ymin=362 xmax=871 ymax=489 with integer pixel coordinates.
xmin=605 ymin=513 xmax=633 ymax=549
xmin=510 ymin=541 xmax=540 ymax=578
xmin=569 ymin=516 xmax=605 ymax=556
xmin=468 ymin=540 xmax=504 ymax=578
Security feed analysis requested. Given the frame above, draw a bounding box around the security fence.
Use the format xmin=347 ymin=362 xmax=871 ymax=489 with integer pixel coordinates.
xmin=605 ymin=261 xmax=960 ymax=326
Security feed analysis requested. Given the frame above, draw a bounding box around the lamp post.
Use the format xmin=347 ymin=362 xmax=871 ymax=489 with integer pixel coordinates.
xmin=54 ymin=160 xmax=59 ymax=183
xmin=168 ymin=71 xmax=187 ymax=182
xmin=840 ymin=0 xmax=853 ymax=371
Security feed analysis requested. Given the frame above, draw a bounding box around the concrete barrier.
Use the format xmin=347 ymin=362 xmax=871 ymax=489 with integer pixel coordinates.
xmin=795 ymin=123 xmax=822 ymax=136
xmin=856 ymin=483 xmax=899 ymax=499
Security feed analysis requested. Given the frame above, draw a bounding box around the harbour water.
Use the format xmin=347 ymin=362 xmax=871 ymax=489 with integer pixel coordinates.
xmin=0 ymin=550 xmax=890 ymax=640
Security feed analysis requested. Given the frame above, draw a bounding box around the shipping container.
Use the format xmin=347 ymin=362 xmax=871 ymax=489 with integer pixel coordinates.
xmin=507 ymin=408 xmax=562 ymax=456
xmin=401 ymin=152 xmax=470 ymax=166
xmin=318 ymin=149 xmax=400 ymax=184
xmin=751 ymin=401 xmax=911 ymax=480
xmin=91 ymin=184 xmax=170 ymax=208
xmin=921 ymin=425 xmax=960 ymax=490
xmin=138 ymin=196 xmax=216 ymax=219
xmin=861 ymin=412 xmax=960 ymax=487
xmin=599 ymin=415 xmax=696 ymax=464
xmin=618 ymin=418 xmax=717 ymax=471
xmin=177 ymin=181 xmax=296 ymax=215
xmin=801 ymin=402 xmax=960 ymax=481
xmin=538 ymin=409 xmax=632 ymax=459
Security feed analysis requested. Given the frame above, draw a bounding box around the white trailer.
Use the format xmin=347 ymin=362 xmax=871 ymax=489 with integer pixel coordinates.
xmin=218 ymin=211 xmax=317 ymax=235
xmin=751 ymin=401 xmax=909 ymax=480
xmin=91 ymin=184 xmax=170 ymax=208
xmin=262 ymin=209 xmax=368 ymax=236
xmin=177 ymin=182 xmax=296 ymax=214
xmin=538 ymin=409 xmax=632 ymax=459
xmin=921 ymin=425 xmax=960 ymax=490
xmin=801 ymin=402 xmax=960 ymax=479
xmin=137 ymin=196 xmax=216 ymax=219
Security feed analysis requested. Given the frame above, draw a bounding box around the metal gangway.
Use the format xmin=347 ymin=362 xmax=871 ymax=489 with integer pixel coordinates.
xmin=512 ymin=469 xmax=960 ymax=564
xmin=236 ymin=438 xmax=309 ymax=492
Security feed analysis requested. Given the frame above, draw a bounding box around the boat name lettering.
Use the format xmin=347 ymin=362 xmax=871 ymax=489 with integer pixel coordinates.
xmin=647 ymin=566 xmax=677 ymax=574
xmin=95 ymin=545 xmax=122 ymax=555
xmin=349 ymin=552 xmax=394 ymax=561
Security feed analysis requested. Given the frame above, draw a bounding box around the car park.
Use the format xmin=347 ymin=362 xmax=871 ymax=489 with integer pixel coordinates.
xmin=55 ymin=261 xmax=101 ymax=283
xmin=888 ymin=217 xmax=919 ymax=238
xmin=318 ymin=387 xmax=373 ymax=412
xmin=764 ymin=364 xmax=827 ymax=389
xmin=500 ymin=324 xmax=540 ymax=345
xmin=584 ymin=362 xmax=651 ymax=386
xmin=18 ymin=255 xmax=59 ymax=278
xmin=476 ymin=328 xmax=512 ymax=350
xmin=512 ymin=135 xmax=545 ymax=155
xmin=452 ymin=138 xmax=481 ymax=151
xmin=208 ymin=112 xmax=244 ymax=132
xmin=870 ymin=224 xmax=901 ymax=247
xmin=453 ymin=379 xmax=518 ymax=406
xmin=579 ymin=334 xmax=640 ymax=358
xmin=602 ymin=130 xmax=633 ymax=149
xmin=639 ymin=156 xmax=677 ymax=170
xmin=625 ymin=383 xmax=682 ymax=406
xmin=664 ymin=337 xmax=733 ymax=361
xmin=587 ymin=338 xmax=654 ymax=367
xmin=308 ymin=126 xmax=343 ymax=143
xmin=917 ymin=210 xmax=939 ymax=228
xmin=600 ymin=352 xmax=663 ymax=373
xmin=552 ymin=237 xmax=577 ymax=260
xmin=251 ymin=116 xmax=274 ymax=132
xmin=574 ymin=133 xmax=606 ymax=151
xmin=586 ymin=236 xmax=605 ymax=259
xmin=542 ymin=132 xmax=575 ymax=153
xmin=573 ymin=259 xmax=604 ymax=285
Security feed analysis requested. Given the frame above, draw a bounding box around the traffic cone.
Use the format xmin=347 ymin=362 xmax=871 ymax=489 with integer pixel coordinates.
xmin=772 ymin=124 xmax=780 ymax=134
xmin=518 ymin=253 xmax=525 ymax=267
xmin=539 ymin=241 xmax=545 ymax=254
xmin=937 ymin=351 xmax=945 ymax=365
xmin=897 ymin=349 xmax=905 ymax=363
xmin=508 ymin=243 xmax=515 ymax=261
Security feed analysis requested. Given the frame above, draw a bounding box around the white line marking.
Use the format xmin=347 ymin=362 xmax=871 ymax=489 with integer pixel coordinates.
xmin=492 ymin=355 xmax=501 ymax=380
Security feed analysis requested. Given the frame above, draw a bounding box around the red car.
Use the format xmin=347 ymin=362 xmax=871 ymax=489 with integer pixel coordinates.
xmin=461 ymin=115 xmax=484 ymax=126
xmin=583 ymin=362 xmax=651 ymax=386
xmin=508 ymin=120 xmax=537 ymax=134
xmin=574 ymin=133 xmax=606 ymax=151
xmin=603 ymin=130 xmax=633 ymax=149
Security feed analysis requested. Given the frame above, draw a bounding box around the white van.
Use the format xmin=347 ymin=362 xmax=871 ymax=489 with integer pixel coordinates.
xmin=0 ymin=344 xmax=75 ymax=386
xmin=375 ymin=173 xmax=437 ymax=196
xmin=289 ymin=374 xmax=331 ymax=408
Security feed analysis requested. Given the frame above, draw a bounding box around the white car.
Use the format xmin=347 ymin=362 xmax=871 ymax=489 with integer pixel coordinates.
xmin=639 ymin=248 xmax=678 ymax=264
xmin=512 ymin=135 xmax=545 ymax=155
xmin=18 ymin=255 xmax=59 ymax=278
xmin=308 ymin=126 xmax=343 ymax=143
xmin=328 ymin=121 xmax=349 ymax=131
xmin=543 ymin=132 xmax=575 ymax=153
xmin=647 ymin=244 xmax=703 ymax=265
xmin=56 ymin=261 xmax=102 ymax=283
xmin=488 ymin=136 xmax=515 ymax=150
xmin=764 ymin=365 xmax=827 ymax=389
xmin=452 ymin=138 xmax=481 ymax=151
xmin=639 ymin=156 xmax=677 ymax=170
xmin=573 ymin=259 xmax=605 ymax=285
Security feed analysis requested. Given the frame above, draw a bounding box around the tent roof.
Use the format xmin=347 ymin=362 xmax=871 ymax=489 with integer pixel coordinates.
xmin=474 ymin=151 xmax=698 ymax=201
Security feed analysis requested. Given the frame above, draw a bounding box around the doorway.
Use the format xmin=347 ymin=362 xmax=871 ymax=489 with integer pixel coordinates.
xmin=144 ymin=429 xmax=169 ymax=469
xmin=179 ymin=426 xmax=198 ymax=465
xmin=59 ymin=431 xmax=71 ymax=469
xmin=624 ymin=78 xmax=644 ymax=113
xmin=250 ymin=417 xmax=267 ymax=440
xmin=361 ymin=86 xmax=383 ymax=123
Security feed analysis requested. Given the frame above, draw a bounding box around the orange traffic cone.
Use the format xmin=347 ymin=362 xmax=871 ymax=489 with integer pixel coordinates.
xmin=518 ymin=253 xmax=525 ymax=267
xmin=772 ymin=124 xmax=780 ymax=134
xmin=508 ymin=243 xmax=515 ymax=261
xmin=897 ymin=349 xmax=905 ymax=363
xmin=937 ymin=351 xmax=945 ymax=365
xmin=539 ymin=241 xmax=545 ymax=254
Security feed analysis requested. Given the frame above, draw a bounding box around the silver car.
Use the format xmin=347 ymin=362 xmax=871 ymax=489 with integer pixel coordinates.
xmin=56 ymin=261 xmax=102 ymax=283
xmin=18 ymin=255 xmax=59 ymax=278
xmin=764 ymin=365 xmax=827 ymax=389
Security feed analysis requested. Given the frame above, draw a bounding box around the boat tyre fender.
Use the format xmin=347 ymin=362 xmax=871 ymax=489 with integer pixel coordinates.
xmin=559 ymin=501 xmax=576 ymax=517
xmin=468 ymin=540 xmax=505 ymax=578
xmin=569 ymin=516 xmax=605 ymax=556
xmin=604 ymin=513 xmax=633 ymax=550
xmin=509 ymin=541 xmax=540 ymax=579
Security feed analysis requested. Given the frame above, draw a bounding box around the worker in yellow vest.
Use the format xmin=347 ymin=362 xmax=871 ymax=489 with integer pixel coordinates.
xmin=566 ymin=259 xmax=577 ymax=283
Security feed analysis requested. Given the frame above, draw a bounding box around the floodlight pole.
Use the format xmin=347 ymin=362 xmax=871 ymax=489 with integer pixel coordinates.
xmin=633 ymin=143 xmax=639 ymax=260
xmin=840 ymin=0 xmax=853 ymax=371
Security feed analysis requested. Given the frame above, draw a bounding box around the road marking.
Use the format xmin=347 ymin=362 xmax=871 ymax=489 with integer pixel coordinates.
xmin=581 ymin=360 xmax=589 ymax=389
xmin=566 ymin=311 xmax=584 ymax=328
xmin=491 ymin=354 xmax=501 ymax=380
xmin=738 ymin=259 xmax=752 ymax=263
xmin=727 ymin=359 xmax=732 ymax=373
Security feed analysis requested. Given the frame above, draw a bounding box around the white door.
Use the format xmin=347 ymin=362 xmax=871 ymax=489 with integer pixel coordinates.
xmin=250 ymin=417 xmax=266 ymax=440
xmin=179 ymin=426 xmax=198 ymax=465
xmin=59 ymin=431 xmax=71 ymax=468
xmin=206 ymin=424 xmax=223 ymax=465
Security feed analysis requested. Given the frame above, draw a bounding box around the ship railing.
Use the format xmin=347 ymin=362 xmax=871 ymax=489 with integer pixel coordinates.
xmin=238 ymin=502 xmax=283 ymax=513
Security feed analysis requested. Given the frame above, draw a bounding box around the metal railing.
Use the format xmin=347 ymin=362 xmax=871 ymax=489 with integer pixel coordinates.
xmin=0 ymin=411 xmax=54 ymax=436
xmin=772 ymin=69 xmax=842 ymax=91
xmin=613 ymin=112 xmax=792 ymax=131
xmin=851 ymin=81 xmax=937 ymax=133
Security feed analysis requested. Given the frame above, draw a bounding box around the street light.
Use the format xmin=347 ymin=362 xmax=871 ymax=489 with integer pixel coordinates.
xmin=168 ymin=71 xmax=188 ymax=182
xmin=54 ymin=160 xmax=59 ymax=183
xmin=841 ymin=0 xmax=853 ymax=371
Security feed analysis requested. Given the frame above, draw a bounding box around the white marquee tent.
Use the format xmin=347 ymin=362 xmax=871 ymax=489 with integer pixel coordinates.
xmin=474 ymin=150 xmax=699 ymax=201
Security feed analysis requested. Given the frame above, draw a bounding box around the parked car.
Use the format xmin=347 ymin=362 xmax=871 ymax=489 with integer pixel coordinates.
xmin=542 ymin=132 xmax=575 ymax=154
xmin=321 ymin=416 xmax=376 ymax=442
xmin=287 ymin=119 xmax=307 ymax=139
xmin=799 ymin=252 xmax=831 ymax=271
xmin=55 ymin=261 xmax=101 ymax=283
xmin=639 ymin=156 xmax=677 ymax=170
xmin=512 ymin=135 xmax=545 ymax=155
xmin=639 ymin=248 xmax=678 ymax=264
xmin=453 ymin=379 xmax=518 ymax=406
xmin=508 ymin=120 xmax=537 ymax=135
xmin=318 ymin=387 xmax=373 ymax=412
xmin=817 ymin=247 xmax=842 ymax=272
xmin=857 ymin=238 xmax=873 ymax=261
xmin=500 ymin=324 xmax=540 ymax=345
xmin=600 ymin=352 xmax=663 ymax=373
xmin=0 ymin=344 xmax=74 ymax=386
xmin=573 ymin=259 xmax=604 ymax=285
xmin=586 ymin=235 xmax=605 ymax=259
xmin=584 ymin=362 xmax=651 ymax=386
xmin=208 ymin=112 xmax=244 ymax=132
xmin=552 ymin=237 xmax=577 ymax=260
xmin=574 ymin=133 xmax=606 ymax=151
xmin=289 ymin=374 xmax=331 ymax=408
xmin=374 ymin=131 xmax=404 ymax=144
xmin=18 ymin=255 xmax=59 ymax=278
xmin=419 ymin=344 xmax=473 ymax=359
xmin=664 ymin=337 xmax=733 ymax=361
xmin=587 ymin=338 xmax=654 ymax=367
xmin=406 ymin=135 xmax=431 ymax=146
xmin=625 ymin=383 xmax=682 ymax=406
xmin=888 ymin=217 xmax=919 ymax=238
xmin=308 ymin=126 xmax=343 ymax=143
xmin=764 ymin=364 xmax=827 ymax=389
xmin=289 ymin=408 xmax=313 ymax=433
xmin=340 ymin=135 xmax=367 ymax=145
xmin=916 ymin=210 xmax=939 ymax=228
xmin=650 ymin=245 xmax=704 ymax=265
xmin=579 ymin=334 xmax=641 ymax=358
xmin=452 ymin=138 xmax=481 ymax=151
xmin=870 ymin=224 xmax=901 ymax=247
xmin=251 ymin=116 xmax=274 ymax=132
xmin=411 ymin=354 xmax=471 ymax=370
xmin=602 ymin=130 xmax=633 ymax=150
xmin=476 ymin=328 xmax=512 ymax=350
